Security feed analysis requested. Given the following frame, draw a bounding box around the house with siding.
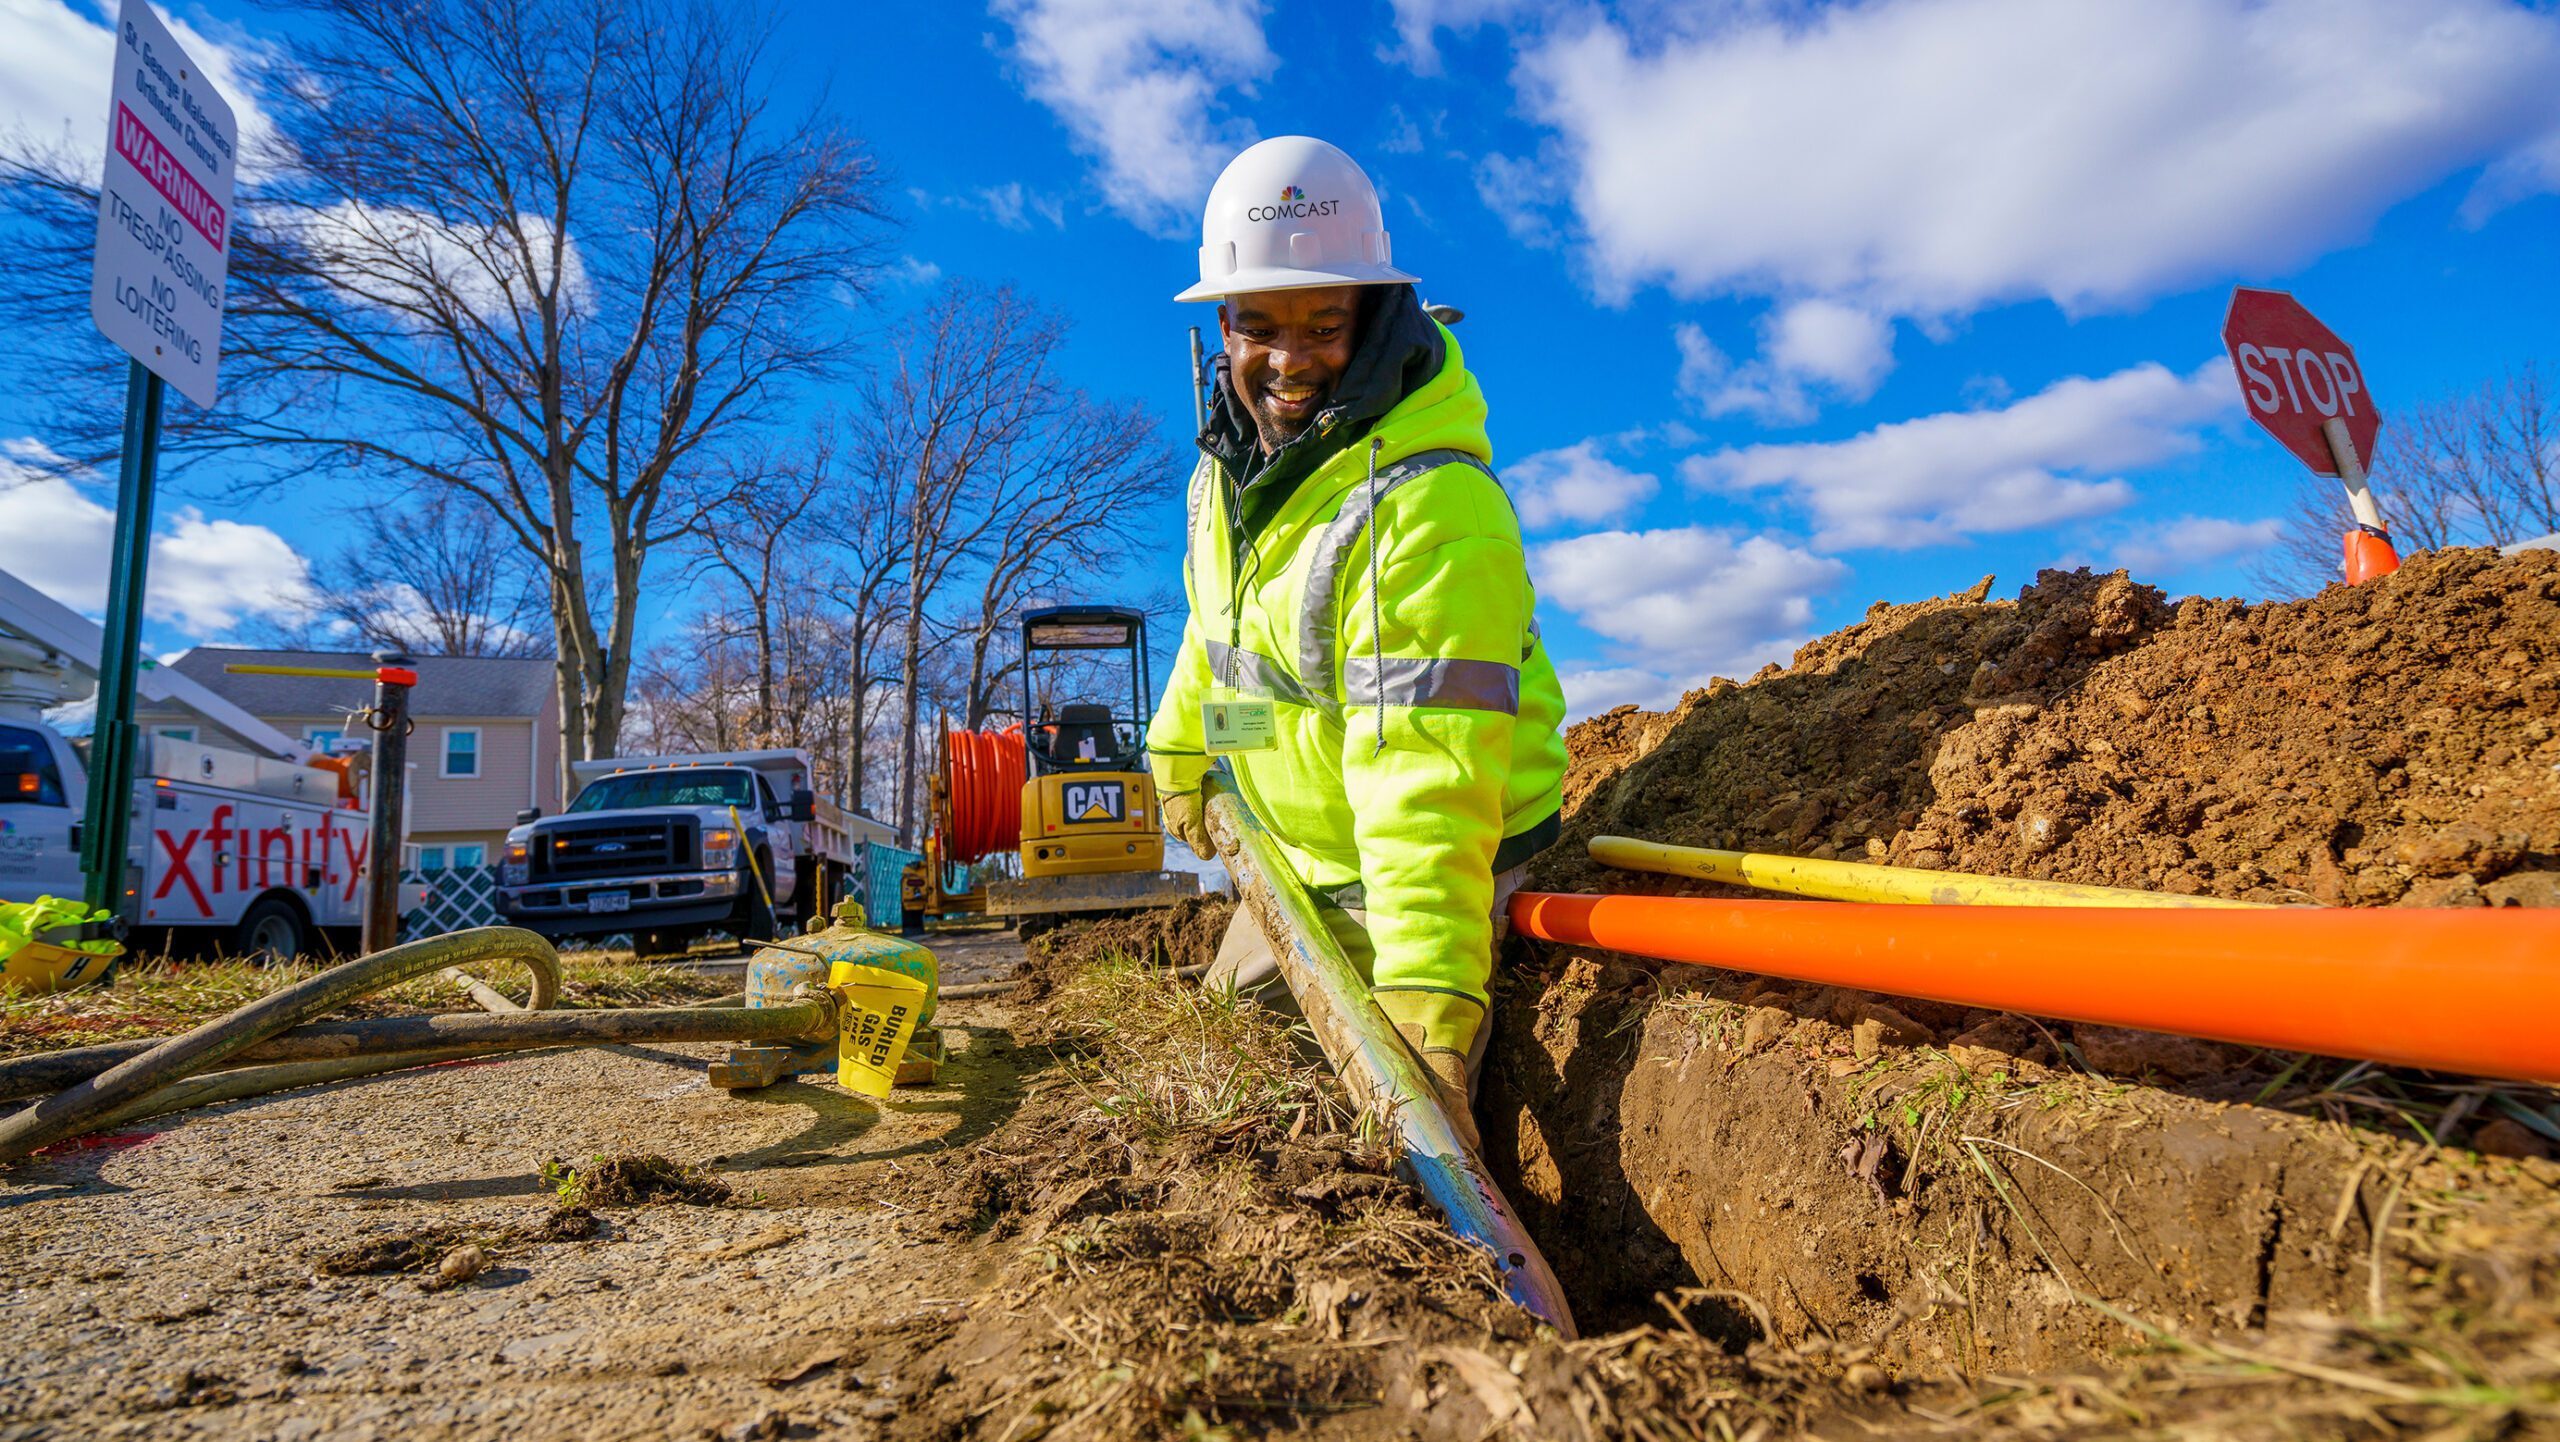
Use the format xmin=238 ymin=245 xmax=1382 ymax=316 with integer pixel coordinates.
xmin=139 ymin=650 xmax=561 ymax=874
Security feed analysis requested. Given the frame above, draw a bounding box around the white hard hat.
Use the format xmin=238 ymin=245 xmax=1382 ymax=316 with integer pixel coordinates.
xmin=1175 ymin=136 xmax=1420 ymax=303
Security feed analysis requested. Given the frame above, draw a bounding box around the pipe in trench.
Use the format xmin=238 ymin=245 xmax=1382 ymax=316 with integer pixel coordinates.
xmin=1509 ymin=890 xmax=2560 ymax=1085
xmin=1203 ymin=771 xmax=1578 ymax=1337
xmin=1590 ymin=835 xmax=2270 ymax=909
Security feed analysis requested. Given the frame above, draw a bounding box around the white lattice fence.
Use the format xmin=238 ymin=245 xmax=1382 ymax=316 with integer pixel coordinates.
xmin=402 ymin=865 xmax=500 ymax=937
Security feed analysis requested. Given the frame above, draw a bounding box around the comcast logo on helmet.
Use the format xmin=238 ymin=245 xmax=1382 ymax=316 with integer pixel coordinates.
xmin=1246 ymin=185 xmax=1340 ymax=223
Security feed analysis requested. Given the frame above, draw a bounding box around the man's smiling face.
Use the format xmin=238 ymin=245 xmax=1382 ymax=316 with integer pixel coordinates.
xmin=1219 ymin=286 xmax=1362 ymax=453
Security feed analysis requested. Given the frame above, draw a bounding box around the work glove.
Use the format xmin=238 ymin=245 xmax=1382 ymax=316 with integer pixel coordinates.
xmin=1375 ymin=989 xmax=1486 ymax=1154
xmin=1160 ymin=790 xmax=1214 ymax=862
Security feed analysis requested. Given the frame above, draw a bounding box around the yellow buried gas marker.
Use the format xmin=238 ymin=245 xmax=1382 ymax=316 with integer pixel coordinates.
xmin=829 ymin=961 xmax=930 ymax=1098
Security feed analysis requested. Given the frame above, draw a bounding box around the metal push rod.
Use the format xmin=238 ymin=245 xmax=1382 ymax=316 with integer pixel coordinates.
xmin=1509 ymin=891 xmax=2560 ymax=1085
xmin=1202 ymin=771 xmax=1578 ymax=1337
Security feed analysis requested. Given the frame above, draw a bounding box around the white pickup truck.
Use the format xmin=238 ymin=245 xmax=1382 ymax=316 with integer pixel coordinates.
xmin=0 ymin=569 xmax=396 ymax=963
xmin=493 ymin=749 xmax=884 ymax=957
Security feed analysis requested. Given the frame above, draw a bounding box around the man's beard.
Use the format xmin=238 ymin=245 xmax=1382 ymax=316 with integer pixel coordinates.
xmin=1251 ymin=393 xmax=1323 ymax=452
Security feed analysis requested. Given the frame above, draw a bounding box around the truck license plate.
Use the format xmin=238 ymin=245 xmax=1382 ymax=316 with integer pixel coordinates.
xmin=586 ymin=891 xmax=630 ymax=914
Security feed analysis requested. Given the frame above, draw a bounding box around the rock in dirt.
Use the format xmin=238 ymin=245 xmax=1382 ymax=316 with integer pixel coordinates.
xmin=2071 ymin=1026 xmax=2244 ymax=1082
xmin=437 ymin=1244 xmax=487 ymax=1285
xmin=2473 ymin=1117 xmax=2557 ymax=1162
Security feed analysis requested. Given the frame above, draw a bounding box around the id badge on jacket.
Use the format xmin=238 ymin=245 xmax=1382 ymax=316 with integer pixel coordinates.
xmin=1203 ymin=686 xmax=1278 ymax=754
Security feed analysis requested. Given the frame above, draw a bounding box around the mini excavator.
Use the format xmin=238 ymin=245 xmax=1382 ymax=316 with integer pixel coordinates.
xmin=902 ymin=605 xmax=1200 ymax=930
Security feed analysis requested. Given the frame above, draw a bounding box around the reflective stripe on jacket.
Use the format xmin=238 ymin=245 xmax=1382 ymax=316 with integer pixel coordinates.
xmin=1146 ymin=325 xmax=1568 ymax=1005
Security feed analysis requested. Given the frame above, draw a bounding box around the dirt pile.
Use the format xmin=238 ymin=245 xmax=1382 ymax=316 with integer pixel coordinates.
xmin=1539 ymin=548 xmax=2560 ymax=905
xmin=1484 ymin=547 xmax=2560 ymax=1408
xmin=1020 ymin=893 xmax=1236 ymax=994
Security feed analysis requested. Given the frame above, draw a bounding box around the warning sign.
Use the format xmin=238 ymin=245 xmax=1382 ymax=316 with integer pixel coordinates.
xmin=89 ymin=0 xmax=236 ymax=406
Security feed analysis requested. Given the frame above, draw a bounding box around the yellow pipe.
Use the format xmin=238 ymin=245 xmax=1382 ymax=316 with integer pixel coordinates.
xmin=1589 ymin=835 xmax=2271 ymax=909
xmin=223 ymin=663 xmax=378 ymax=680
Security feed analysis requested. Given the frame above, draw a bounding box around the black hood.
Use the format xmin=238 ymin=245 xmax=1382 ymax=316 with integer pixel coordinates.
xmin=1199 ymin=285 xmax=1446 ymax=537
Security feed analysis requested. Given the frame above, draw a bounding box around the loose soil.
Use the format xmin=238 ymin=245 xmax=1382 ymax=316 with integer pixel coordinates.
xmin=1487 ymin=549 xmax=2560 ymax=1424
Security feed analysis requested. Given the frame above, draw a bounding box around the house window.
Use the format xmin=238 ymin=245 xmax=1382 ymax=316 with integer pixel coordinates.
xmin=305 ymin=726 xmax=343 ymax=753
xmin=452 ymin=843 xmax=487 ymax=870
xmin=155 ymin=726 xmax=195 ymax=743
xmin=419 ymin=846 xmax=447 ymax=872
xmin=442 ymin=727 xmax=481 ymax=778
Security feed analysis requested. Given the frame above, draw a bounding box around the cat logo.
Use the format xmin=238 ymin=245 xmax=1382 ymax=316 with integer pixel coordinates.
xmin=1063 ymin=781 xmax=1125 ymax=824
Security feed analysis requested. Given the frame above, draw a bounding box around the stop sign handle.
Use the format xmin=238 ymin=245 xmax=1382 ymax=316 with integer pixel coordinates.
xmin=2322 ymin=417 xmax=2401 ymax=585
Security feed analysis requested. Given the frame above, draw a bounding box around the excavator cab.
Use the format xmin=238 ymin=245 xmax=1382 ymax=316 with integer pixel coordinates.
xmin=1005 ymin=606 xmax=1194 ymax=902
xmin=1021 ymin=607 xmax=1151 ymax=776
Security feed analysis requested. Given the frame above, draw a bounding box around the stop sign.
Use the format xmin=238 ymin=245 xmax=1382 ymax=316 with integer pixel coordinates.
xmin=2222 ymin=288 xmax=2381 ymax=477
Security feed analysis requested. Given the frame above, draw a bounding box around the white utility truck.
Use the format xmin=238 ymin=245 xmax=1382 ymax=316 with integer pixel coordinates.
xmin=494 ymin=750 xmax=883 ymax=957
xmin=0 ymin=568 xmax=395 ymax=961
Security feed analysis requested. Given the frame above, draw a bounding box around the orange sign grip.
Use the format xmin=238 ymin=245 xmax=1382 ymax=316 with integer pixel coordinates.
xmin=1508 ymin=891 xmax=2560 ymax=1085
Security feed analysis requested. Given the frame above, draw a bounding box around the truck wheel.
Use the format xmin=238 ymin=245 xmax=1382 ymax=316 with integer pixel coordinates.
xmin=737 ymin=854 xmax=777 ymax=942
xmin=233 ymin=896 xmax=313 ymax=965
xmin=634 ymin=928 xmax=697 ymax=962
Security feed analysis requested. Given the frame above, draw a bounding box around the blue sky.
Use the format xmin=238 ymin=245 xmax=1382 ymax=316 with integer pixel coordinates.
xmin=4 ymin=0 xmax=2557 ymax=719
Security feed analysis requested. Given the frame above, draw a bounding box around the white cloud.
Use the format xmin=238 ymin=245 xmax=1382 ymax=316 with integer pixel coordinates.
xmin=2110 ymin=514 xmax=2283 ymax=578
xmin=287 ymin=201 xmax=591 ymax=322
xmin=1515 ymin=0 xmax=2560 ymax=314
xmin=1555 ymin=665 xmax=1685 ymax=722
xmin=1767 ymin=299 xmax=1893 ymax=395
xmin=891 ymin=256 xmax=943 ymax=287
xmin=1685 ymin=360 xmax=2235 ymax=550
xmin=1678 ymin=300 xmax=1897 ymax=424
xmin=1382 ymin=0 xmax=1535 ymax=75
xmin=0 ymin=442 xmax=313 ymax=636
xmin=917 ymin=181 xmax=1067 ymax=231
xmin=0 ymin=0 xmax=279 ymax=183
xmin=1530 ymin=525 xmax=1847 ymax=683
xmin=1474 ymin=151 xmax=1565 ymax=247
xmin=1508 ymin=439 xmax=1658 ymax=530
xmin=992 ymin=0 xmax=1270 ymax=233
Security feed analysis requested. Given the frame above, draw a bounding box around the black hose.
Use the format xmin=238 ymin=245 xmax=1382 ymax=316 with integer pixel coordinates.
xmin=0 ymin=928 xmax=564 ymax=1163
xmin=0 ymin=1002 xmax=832 ymax=1101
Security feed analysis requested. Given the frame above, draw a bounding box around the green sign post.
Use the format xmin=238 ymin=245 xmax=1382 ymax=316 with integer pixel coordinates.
xmin=78 ymin=0 xmax=238 ymax=912
xmin=76 ymin=366 xmax=166 ymax=912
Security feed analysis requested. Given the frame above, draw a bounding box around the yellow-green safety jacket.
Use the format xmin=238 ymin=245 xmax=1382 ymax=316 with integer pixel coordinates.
xmin=1148 ymin=323 xmax=1568 ymax=1006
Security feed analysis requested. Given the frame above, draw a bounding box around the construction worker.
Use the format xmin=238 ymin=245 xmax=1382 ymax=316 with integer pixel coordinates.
xmin=1149 ymin=136 xmax=1569 ymax=1148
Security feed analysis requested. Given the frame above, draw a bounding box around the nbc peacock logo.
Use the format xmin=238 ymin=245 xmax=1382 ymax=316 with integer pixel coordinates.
xmin=1280 ymin=185 xmax=1305 ymax=201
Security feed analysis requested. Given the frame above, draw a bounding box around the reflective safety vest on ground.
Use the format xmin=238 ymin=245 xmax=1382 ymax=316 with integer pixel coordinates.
xmin=1147 ymin=325 xmax=1568 ymax=1006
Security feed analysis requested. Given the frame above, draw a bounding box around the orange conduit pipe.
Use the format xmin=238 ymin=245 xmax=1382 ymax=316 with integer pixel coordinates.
xmin=1508 ymin=891 xmax=2560 ymax=1086
xmin=942 ymin=726 xmax=1025 ymax=865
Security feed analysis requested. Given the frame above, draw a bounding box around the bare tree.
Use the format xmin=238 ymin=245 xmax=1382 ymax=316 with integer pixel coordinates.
xmin=0 ymin=0 xmax=886 ymax=786
xmin=689 ymin=449 xmax=827 ymax=744
xmin=266 ymin=493 xmax=550 ymax=656
xmin=947 ymin=396 xmax=1169 ymax=728
xmin=2259 ymin=362 xmax=2556 ymax=595
xmin=850 ymin=282 xmax=1066 ymax=843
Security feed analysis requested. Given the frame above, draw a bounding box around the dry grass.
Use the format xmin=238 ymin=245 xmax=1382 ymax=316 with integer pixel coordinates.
xmin=1044 ymin=947 xmax=1355 ymax=1143
xmin=0 ymin=949 xmax=731 ymax=1059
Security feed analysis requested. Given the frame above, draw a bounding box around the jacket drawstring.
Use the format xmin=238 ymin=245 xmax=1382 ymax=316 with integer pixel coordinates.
xmin=1367 ymin=439 xmax=1386 ymax=758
